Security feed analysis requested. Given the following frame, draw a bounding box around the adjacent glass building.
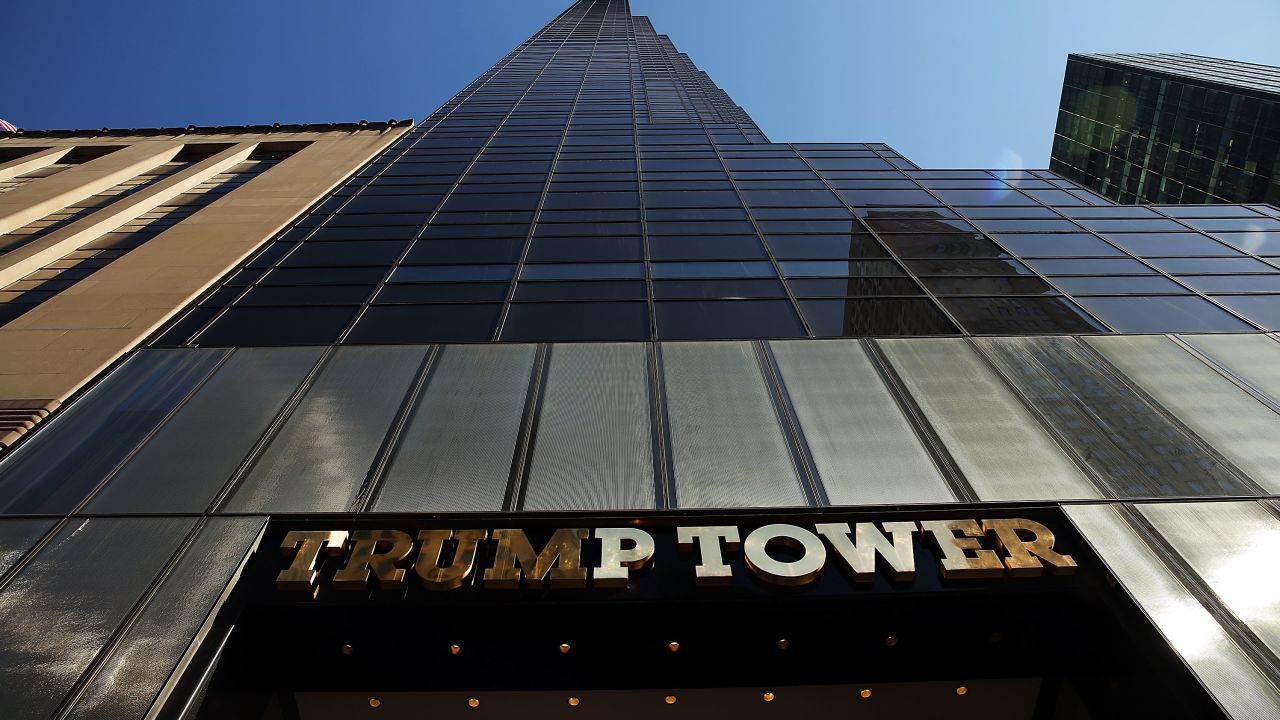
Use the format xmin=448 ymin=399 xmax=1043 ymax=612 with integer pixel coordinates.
xmin=2 ymin=3 xmax=1280 ymax=718
xmin=1051 ymin=52 xmax=1280 ymax=205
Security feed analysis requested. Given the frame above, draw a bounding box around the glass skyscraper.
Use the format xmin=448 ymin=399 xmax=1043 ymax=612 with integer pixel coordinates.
xmin=1051 ymin=52 xmax=1280 ymax=205
xmin=2 ymin=3 xmax=1280 ymax=718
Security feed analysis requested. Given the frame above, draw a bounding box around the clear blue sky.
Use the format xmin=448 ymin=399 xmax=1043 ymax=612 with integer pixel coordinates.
xmin=3 ymin=0 xmax=1279 ymax=168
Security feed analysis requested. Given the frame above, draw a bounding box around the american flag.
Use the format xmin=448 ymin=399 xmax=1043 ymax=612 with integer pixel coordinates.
xmin=0 ymin=118 xmax=16 ymax=133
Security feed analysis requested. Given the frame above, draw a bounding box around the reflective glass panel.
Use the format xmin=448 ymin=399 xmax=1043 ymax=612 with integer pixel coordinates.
xmin=770 ymin=340 xmax=953 ymax=505
xmin=524 ymin=344 xmax=655 ymax=511
xmin=375 ymin=345 xmax=535 ymax=512
xmin=879 ymin=338 xmax=1099 ymax=500
xmin=1087 ymin=335 xmax=1280 ymax=492
xmin=660 ymin=342 xmax=806 ymax=508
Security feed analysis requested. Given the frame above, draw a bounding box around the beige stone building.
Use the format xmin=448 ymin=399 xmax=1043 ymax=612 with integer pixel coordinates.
xmin=0 ymin=121 xmax=410 ymax=449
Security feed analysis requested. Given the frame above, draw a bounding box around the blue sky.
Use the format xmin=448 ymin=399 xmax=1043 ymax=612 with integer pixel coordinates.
xmin=3 ymin=0 xmax=1279 ymax=168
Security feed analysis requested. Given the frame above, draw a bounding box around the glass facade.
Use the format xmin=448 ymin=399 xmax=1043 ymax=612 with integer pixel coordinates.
xmin=2 ymin=3 xmax=1280 ymax=719
xmin=1051 ymin=53 xmax=1280 ymax=205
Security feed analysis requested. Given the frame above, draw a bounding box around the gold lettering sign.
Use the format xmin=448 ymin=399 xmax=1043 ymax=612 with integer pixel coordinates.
xmin=594 ymin=527 xmax=655 ymax=588
xmin=484 ymin=528 xmax=589 ymax=589
xmin=921 ymin=519 xmax=1005 ymax=579
xmin=275 ymin=518 xmax=1078 ymax=593
xmin=983 ymin=518 xmax=1077 ymax=577
xmin=815 ymin=521 xmax=917 ymax=582
xmin=277 ymin=530 xmax=348 ymax=591
xmin=742 ymin=524 xmax=826 ymax=587
xmin=416 ymin=529 xmax=488 ymax=590
xmin=676 ymin=526 xmax=740 ymax=586
xmin=333 ymin=530 xmax=414 ymax=591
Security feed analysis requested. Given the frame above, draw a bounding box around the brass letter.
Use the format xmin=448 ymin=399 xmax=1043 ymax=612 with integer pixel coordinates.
xmin=332 ymin=530 xmax=415 ymax=591
xmin=676 ymin=526 xmax=740 ymax=585
xmin=277 ymin=530 xmax=348 ymax=591
xmin=921 ymin=520 xmax=1004 ymax=579
xmin=815 ymin=522 xmax=918 ymax=582
xmin=983 ymin=518 xmax=1077 ymax=577
xmin=593 ymin=527 xmax=656 ymax=588
xmin=742 ymin=524 xmax=826 ymax=587
xmin=483 ymin=528 xmax=589 ymax=589
xmin=415 ymin=529 xmax=488 ymax=590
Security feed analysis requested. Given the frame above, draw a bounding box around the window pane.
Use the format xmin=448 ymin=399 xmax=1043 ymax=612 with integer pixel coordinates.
xmin=390 ymin=265 xmax=515 ymax=282
xmin=1212 ymin=231 xmax=1280 ymax=255
xmin=64 ymin=516 xmax=267 ymax=720
xmin=649 ymin=235 xmax=767 ymax=260
xmin=765 ymin=234 xmax=887 ymax=259
xmin=346 ymin=304 xmax=502 ymax=342
xmin=656 ymin=300 xmax=805 ymax=339
xmin=88 ymin=347 xmax=324 ymax=513
xmin=405 ymin=238 xmax=525 ymax=264
xmin=1147 ymin=257 xmax=1275 ymax=274
xmin=527 ymin=236 xmax=644 ymax=262
xmin=941 ymin=296 xmax=1107 ymax=334
xmin=375 ymin=283 xmax=509 ymax=303
xmin=652 ymin=278 xmax=787 ymax=299
xmin=1140 ymin=501 xmax=1280 ymax=658
xmin=651 ymin=261 xmax=776 ymax=279
xmin=976 ymin=337 xmax=1250 ymax=497
xmin=1101 ymin=233 xmax=1238 ymax=257
xmin=0 ymin=349 xmax=225 ymax=513
xmin=280 ymin=240 xmax=406 ymax=267
xmin=1065 ymin=504 xmax=1280 ymax=719
xmin=801 ymin=298 xmax=958 ymax=336
xmin=1178 ymin=275 xmax=1280 ymax=293
xmin=660 ymin=342 xmax=806 ymax=508
xmin=237 ymin=285 xmax=372 ymax=306
xmin=991 ymin=232 xmax=1123 ymax=257
xmin=222 ymin=346 xmax=427 ymax=512
xmin=525 ymin=344 xmax=655 ymax=511
xmin=520 ymin=262 xmax=645 ymax=280
xmin=0 ymin=517 xmax=196 ymax=720
xmin=1048 ymin=276 xmax=1187 ymax=294
xmin=515 ymin=280 xmax=646 ymax=301
xmin=789 ymin=277 xmax=922 ymax=297
xmin=782 ymin=259 xmax=906 ymax=277
xmin=1074 ymin=296 xmax=1254 ymax=333
xmin=375 ymin=345 xmax=535 ymax=512
xmin=1087 ymin=335 xmax=1280 ymax=492
xmin=1208 ymin=295 xmax=1280 ymax=330
xmin=921 ymin=276 xmax=1055 ymax=295
xmin=195 ymin=306 xmax=360 ymax=346
xmin=879 ymin=338 xmax=1099 ymax=500
xmin=0 ymin=519 xmax=54 ymax=578
xmin=770 ymin=340 xmax=953 ymax=505
xmin=906 ymin=258 xmax=1032 ymax=275
xmin=502 ymin=302 xmax=650 ymax=341
xmin=1178 ymin=333 xmax=1280 ymax=404
xmin=1024 ymin=258 xmax=1153 ymax=275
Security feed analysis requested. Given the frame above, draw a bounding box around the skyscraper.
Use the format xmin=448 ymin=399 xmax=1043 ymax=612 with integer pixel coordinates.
xmin=1 ymin=3 xmax=1279 ymax=718
xmin=1051 ymin=52 xmax=1280 ymax=205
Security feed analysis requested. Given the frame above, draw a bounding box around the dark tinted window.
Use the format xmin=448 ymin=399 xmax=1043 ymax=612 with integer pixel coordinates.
xmin=800 ymin=298 xmax=958 ymax=336
xmin=655 ymin=300 xmax=806 ymax=339
xmin=502 ymin=302 xmax=650 ymax=341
